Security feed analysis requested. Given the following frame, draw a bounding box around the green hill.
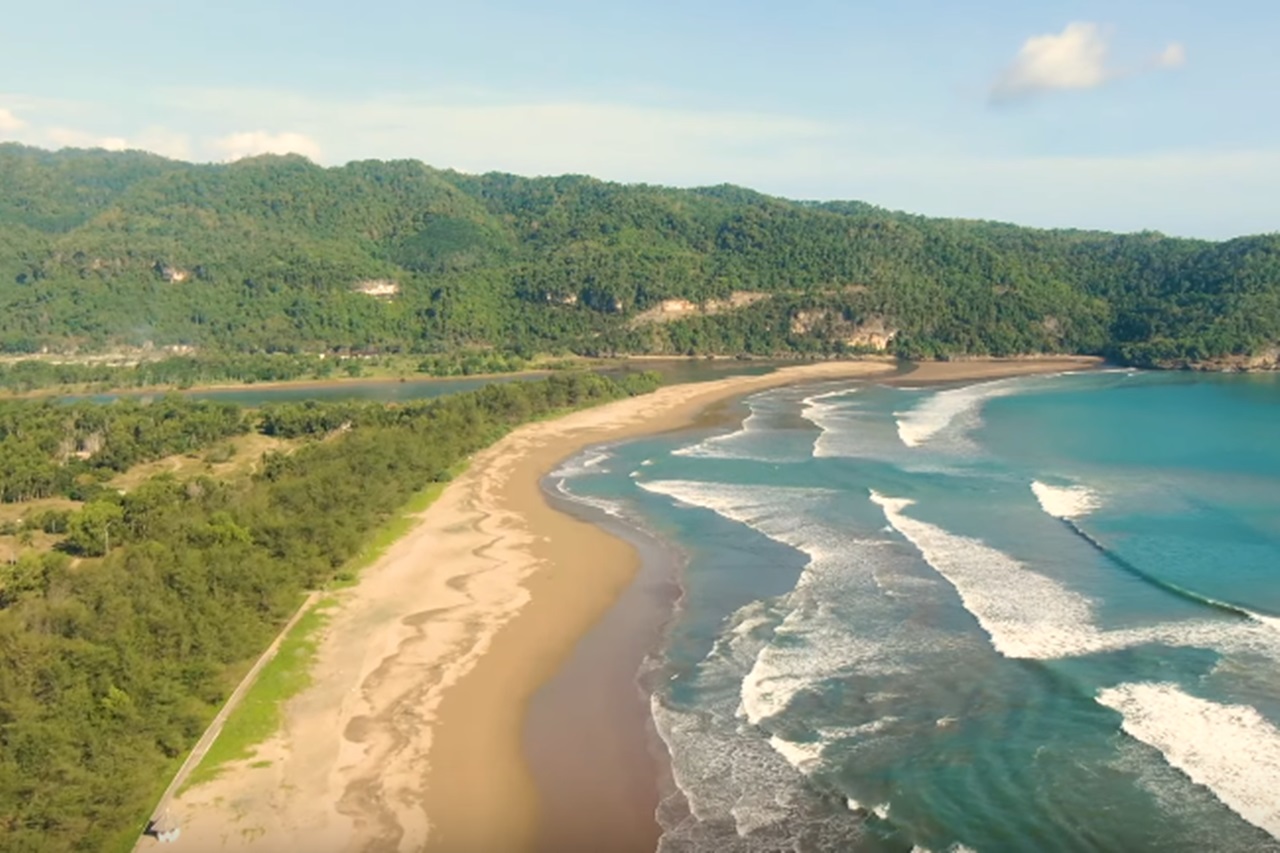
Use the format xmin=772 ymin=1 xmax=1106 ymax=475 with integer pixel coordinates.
xmin=2 ymin=143 xmax=1278 ymax=368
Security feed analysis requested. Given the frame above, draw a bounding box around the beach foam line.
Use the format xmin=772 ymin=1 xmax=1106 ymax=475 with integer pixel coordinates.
xmin=637 ymin=480 xmax=838 ymax=560
xmin=672 ymin=391 xmax=776 ymax=460
xmin=638 ymin=479 xmax=902 ymax=727
xmin=549 ymin=448 xmax=613 ymax=478
xmin=799 ymin=386 xmax=860 ymax=411
xmin=893 ymin=377 xmax=1027 ymax=449
xmin=799 ymin=387 xmax=868 ymax=460
xmin=1097 ymin=682 xmax=1280 ymax=840
xmin=549 ymin=476 xmax=628 ymax=519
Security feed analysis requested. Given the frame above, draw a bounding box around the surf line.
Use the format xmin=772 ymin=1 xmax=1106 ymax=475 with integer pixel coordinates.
xmin=1052 ymin=515 xmax=1274 ymax=625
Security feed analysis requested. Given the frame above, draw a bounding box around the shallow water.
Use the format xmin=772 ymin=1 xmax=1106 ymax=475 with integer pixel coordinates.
xmin=555 ymin=370 xmax=1280 ymax=852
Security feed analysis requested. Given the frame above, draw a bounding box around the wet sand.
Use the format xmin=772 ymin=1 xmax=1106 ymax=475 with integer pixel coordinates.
xmin=158 ymin=356 xmax=1099 ymax=853
xmin=522 ymin=495 xmax=684 ymax=853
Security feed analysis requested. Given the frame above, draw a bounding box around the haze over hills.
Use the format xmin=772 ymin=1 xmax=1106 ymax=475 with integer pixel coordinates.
xmin=2 ymin=143 xmax=1278 ymax=369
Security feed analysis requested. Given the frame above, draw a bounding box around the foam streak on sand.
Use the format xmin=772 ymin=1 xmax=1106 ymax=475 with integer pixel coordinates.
xmin=1097 ymin=683 xmax=1280 ymax=839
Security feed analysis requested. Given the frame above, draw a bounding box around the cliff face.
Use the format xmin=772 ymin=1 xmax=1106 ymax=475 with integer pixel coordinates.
xmin=628 ymin=292 xmax=770 ymax=327
xmin=789 ymin=311 xmax=898 ymax=351
xmin=1176 ymin=346 xmax=1280 ymax=372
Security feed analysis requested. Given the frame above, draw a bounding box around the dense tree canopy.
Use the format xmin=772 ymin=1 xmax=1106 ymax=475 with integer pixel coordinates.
xmin=0 ymin=396 xmax=247 ymax=502
xmin=1 ymin=144 xmax=1276 ymax=369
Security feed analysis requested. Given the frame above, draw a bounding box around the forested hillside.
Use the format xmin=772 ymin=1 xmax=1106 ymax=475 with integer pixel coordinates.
xmin=1 ymin=143 xmax=1278 ymax=368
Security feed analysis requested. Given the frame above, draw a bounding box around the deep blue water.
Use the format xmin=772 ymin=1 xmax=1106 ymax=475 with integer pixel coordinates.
xmin=554 ymin=370 xmax=1280 ymax=852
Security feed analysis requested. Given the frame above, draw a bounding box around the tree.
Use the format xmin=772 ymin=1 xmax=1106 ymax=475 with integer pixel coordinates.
xmin=65 ymin=499 xmax=124 ymax=556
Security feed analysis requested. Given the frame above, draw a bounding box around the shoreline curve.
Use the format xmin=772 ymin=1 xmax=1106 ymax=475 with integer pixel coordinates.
xmin=161 ymin=356 xmax=1100 ymax=852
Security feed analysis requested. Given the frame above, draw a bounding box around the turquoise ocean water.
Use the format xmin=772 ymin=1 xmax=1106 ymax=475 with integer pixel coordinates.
xmin=552 ymin=370 xmax=1280 ymax=852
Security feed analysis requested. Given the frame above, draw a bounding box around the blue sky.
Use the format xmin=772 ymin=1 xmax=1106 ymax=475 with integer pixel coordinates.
xmin=2 ymin=0 xmax=1276 ymax=237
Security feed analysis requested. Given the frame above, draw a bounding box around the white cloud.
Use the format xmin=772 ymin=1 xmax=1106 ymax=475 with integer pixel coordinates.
xmin=131 ymin=127 xmax=194 ymax=161
xmin=212 ymin=130 xmax=322 ymax=162
xmin=45 ymin=126 xmax=129 ymax=150
xmin=1156 ymin=42 xmax=1187 ymax=69
xmin=991 ymin=23 xmax=1186 ymax=101
xmin=993 ymin=22 xmax=1111 ymax=99
xmin=0 ymin=107 xmax=25 ymax=133
xmin=167 ymin=89 xmax=832 ymax=184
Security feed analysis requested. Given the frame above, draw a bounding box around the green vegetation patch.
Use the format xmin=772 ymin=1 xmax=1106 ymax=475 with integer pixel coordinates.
xmin=332 ymin=467 xmax=464 ymax=588
xmin=182 ymin=598 xmax=336 ymax=790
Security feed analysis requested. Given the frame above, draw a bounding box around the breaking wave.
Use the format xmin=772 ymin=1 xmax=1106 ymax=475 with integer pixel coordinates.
xmin=1097 ymin=682 xmax=1280 ymax=840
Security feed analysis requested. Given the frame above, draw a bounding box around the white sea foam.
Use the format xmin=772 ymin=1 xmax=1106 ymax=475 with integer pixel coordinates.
xmin=549 ymin=476 xmax=627 ymax=519
xmin=894 ymin=377 xmax=1025 ymax=449
xmin=637 ymin=480 xmax=838 ymax=561
xmin=638 ymin=479 xmax=892 ymax=726
xmin=873 ymin=803 xmax=891 ymax=819
xmin=672 ymin=410 xmax=758 ymax=459
xmin=549 ymin=448 xmax=612 ymax=478
xmin=642 ymin=478 xmax=935 ymax=844
xmin=1030 ymin=480 xmax=1103 ymax=520
xmin=871 ymin=491 xmax=1097 ymax=659
xmin=800 ymin=387 xmax=881 ymax=461
xmin=653 ymin=661 xmax=821 ymax=842
xmin=799 ymin=387 xmax=860 ymax=419
xmin=1097 ymin=682 xmax=1280 ymax=839
xmin=768 ymin=735 xmax=824 ymax=771
xmin=673 ymin=392 xmax=796 ymax=461
xmin=740 ymin=606 xmax=900 ymax=726
xmin=869 ymin=491 xmax=1280 ymax=662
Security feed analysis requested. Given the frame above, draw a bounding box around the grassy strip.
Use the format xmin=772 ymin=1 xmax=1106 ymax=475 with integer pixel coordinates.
xmin=180 ymin=465 xmax=470 ymax=788
xmin=331 ymin=462 xmax=468 ymax=588
xmin=181 ymin=599 xmax=334 ymax=791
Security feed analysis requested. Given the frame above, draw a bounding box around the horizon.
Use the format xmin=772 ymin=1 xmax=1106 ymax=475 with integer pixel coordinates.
xmin=3 ymin=1 xmax=1277 ymax=240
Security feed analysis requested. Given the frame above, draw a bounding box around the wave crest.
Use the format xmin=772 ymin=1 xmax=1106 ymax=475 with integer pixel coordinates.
xmin=1031 ymin=480 xmax=1102 ymax=519
xmin=1097 ymin=682 xmax=1280 ymax=839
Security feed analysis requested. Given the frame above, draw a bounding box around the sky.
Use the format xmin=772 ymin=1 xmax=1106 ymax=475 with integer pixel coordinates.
xmin=2 ymin=0 xmax=1277 ymax=238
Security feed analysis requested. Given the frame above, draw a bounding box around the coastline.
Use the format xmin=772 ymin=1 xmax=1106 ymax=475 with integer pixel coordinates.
xmin=0 ymin=352 xmax=1088 ymax=401
xmin=523 ymin=484 xmax=686 ymax=853
xmin=160 ymin=355 xmax=1099 ymax=852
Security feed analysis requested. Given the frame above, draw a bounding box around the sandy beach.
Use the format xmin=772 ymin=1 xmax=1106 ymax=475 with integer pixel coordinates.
xmin=162 ymin=356 xmax=1100 ymax=853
